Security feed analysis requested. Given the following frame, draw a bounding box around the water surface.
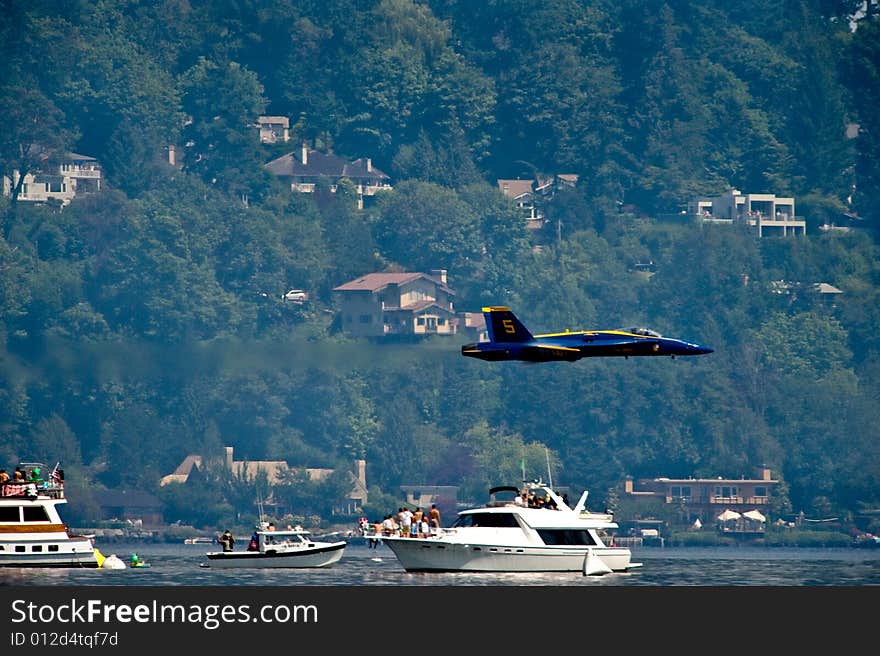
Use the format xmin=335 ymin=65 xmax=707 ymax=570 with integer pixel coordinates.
xmin=2 ymin=542 xmax=877 ymax=586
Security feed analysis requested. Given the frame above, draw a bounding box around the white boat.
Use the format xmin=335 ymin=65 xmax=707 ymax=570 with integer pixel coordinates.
xmin=201 ymin=522 xmax=346 ymax=568
xmin=0 ymin=463 xmax=98 ymax=568
xmin=380 ymin=482 xmax=640 ymax=574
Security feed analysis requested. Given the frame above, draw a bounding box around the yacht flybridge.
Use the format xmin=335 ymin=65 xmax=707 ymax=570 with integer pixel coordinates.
xmin=380 ymin=481 xmax=640 ymax=574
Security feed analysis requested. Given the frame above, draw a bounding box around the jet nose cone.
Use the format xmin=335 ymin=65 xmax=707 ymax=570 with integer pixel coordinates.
xmin=693 ymin=344 xmax=713 ymax=355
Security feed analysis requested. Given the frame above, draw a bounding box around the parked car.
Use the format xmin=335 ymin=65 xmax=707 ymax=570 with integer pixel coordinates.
xmin=282 ymin=289 xmax=308 ymax=302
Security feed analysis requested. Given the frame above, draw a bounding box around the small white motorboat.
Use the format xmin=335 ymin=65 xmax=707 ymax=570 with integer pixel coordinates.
xmin=201 ymin=522 xmax=345 ymax=569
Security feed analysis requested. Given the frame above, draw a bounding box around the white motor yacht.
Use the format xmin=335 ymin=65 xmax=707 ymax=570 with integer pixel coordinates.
xmin=380 ymin=482 xmax=639 ymax=573
xmin=0 ymin=463 xmax=98 ymax=568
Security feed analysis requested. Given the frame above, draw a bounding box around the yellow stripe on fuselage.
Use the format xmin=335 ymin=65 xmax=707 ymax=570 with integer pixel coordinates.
xmin=482 ymin=306 xmax=510 ymax=312
xmin=534 ymin=329 xmax=649 ymax=339
xmin=533 ymin=344 xmax=580 ymax=352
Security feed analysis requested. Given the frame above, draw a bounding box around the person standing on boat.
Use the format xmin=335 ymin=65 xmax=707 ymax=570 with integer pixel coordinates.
xmin=400 ymin=507 xmax=413 ymax=538
xmin=219 ymin=530 xmax=235 ymax=552
xmin=429 ymin=504 xmax=441 ymax=534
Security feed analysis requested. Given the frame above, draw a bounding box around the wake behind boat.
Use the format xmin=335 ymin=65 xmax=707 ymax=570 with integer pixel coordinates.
xmin=201 ymin=522 xmax=345 ymax=568
xmin=380 ymin=481 xmax=640 ymax=574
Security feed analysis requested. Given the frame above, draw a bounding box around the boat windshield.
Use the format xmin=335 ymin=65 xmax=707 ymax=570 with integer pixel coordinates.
xmin=452 ymin=512 xmax=520 ymax=528
xmin=265 ymin=532 xmax=308 ymax=545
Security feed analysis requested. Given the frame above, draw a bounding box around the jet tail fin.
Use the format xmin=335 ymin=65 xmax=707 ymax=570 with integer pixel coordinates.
xmin=483 ymin=306 xmax=533 ymax=343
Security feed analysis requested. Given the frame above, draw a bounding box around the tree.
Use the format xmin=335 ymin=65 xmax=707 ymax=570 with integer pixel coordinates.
xmin=844 ymin=16 xmax=880 ymax=231
xmin=373 ymin=180 xmax=481 ymax=274
xmin=180 ymin=58 xmax=268 ymax=197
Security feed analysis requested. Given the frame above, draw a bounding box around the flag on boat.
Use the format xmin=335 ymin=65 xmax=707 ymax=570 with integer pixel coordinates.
xmin=50 ymin=463 xmax=62 ymax=483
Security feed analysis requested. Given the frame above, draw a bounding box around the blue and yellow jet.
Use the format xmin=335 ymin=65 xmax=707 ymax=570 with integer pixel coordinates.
xmin=461 ymin=307 xmax=713 ymax=362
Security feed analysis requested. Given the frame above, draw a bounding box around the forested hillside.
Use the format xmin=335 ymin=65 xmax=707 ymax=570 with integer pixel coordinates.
xmin=1 ymin=1 xmax=878 ymax=528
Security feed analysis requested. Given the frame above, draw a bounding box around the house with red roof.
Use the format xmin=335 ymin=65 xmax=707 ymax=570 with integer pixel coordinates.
xmin=333 ymin=269 xmax=457 ymax=338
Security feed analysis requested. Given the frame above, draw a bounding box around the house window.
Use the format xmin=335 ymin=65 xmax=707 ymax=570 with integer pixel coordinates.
xmin=755 ymin=486 xmax=767 ymax=498
xmin=438 ymin=318 xmax=446 ymax=325
xmin=427 ymin=318 xmax=437 ymax=330
xmin=49 ymin=181 xmax=62 ymax=193
xmin=715 ymin=486 xmax=737 ymax=498
xmin=670 ymin=486 xmax=691 ymax=500
xmin=417 ymin=318 xmax=425 ymax=326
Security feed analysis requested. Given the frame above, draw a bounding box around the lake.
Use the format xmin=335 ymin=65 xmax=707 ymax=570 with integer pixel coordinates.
xmin=2 ymin=541 xmax=878 ymax=586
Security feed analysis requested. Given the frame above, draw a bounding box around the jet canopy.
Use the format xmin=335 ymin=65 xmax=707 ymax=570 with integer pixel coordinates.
xmin=627 ymin=327 xmax=662 ymax=337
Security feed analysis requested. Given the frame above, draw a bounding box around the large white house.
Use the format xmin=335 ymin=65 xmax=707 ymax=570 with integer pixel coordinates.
xmin=688 ymin=189 xmax=805 ymax=237
xmin=2 ymin=152 xmax=102 ymax=207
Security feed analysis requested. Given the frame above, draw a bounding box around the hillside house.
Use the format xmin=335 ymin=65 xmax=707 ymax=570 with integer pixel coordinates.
xmin=460 ymin=311 xmax=488 ymax=342
xmin=265 ymin=143 xmax=392 ymax=209
xmin=257 ymin=116 xmax=290 ymax=144
xmin=2 ymin=152 xmax=102 ymax=206
xmin=96 ymin=489 xmax=164 ymax=527
xmin=623 ymin=466 xmax=779 ymax=526
xmin=333 ymin=270 xmax=457 ymax=338
xmin=498 ymin=179 xmax=544 ymax=229
xmin=160 ymin=446 xmax=368 ymax=512
xmin=497 ymin=173 xmax=579 ymax=230
xmin=688 ymin=189 xmax=805 ymax=237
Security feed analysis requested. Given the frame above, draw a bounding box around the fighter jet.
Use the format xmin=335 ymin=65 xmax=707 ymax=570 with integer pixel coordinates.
xmin=461 ymin=306 xmax=713 ymax=363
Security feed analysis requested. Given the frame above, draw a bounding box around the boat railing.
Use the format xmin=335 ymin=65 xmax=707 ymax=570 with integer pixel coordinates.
xmin=1 ymin=481 xmax=65 ymax=499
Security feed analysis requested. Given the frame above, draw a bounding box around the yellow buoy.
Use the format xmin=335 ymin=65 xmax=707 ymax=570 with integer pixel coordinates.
xmin=94 ymin=547 xmax=106 ymax=568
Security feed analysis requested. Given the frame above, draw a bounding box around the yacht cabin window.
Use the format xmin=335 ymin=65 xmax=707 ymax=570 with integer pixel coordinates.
xmin=0 ymin=507 xmax=20 ymax=522
xmin=23 ymin=506 xmax=50 ymax=522
xmin=452 ymin=513 xmax=520 ymax=528
xmin=537 ymin=529 xmax=597 ymax=546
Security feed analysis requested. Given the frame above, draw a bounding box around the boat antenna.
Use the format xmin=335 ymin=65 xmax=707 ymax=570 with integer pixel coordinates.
xmin=521 ymin=448 xmax=526 ymax=484
xmin=257 ymin=489 xmax=266 ymax=523
xmin=545 ymin=448 xmax=553 ymax=488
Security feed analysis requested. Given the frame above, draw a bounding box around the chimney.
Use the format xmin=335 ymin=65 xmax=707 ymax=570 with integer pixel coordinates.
xmin=301 ymin=142 xmax=308 ymax=166
xmin=355 ymin=459 xmax=366 ymax=488
xmin=430 ymin=269 xmax=447 ymax=285
xmin=759 ymin=466 xmax=772 ymax=481
xmin=225 ymin=446 xmax=234 ymax=470
xmin=366 ymin=158 xmax=372 ymax=172
xmin=625 ymin=477 xmax=634 ymax=494
xmin=168 ymin=145 xmax=176 ymax=166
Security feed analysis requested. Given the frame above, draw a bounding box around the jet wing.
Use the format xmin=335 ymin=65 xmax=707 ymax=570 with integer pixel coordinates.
xmin=520 ymin=344 xmax=582 ymax=362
